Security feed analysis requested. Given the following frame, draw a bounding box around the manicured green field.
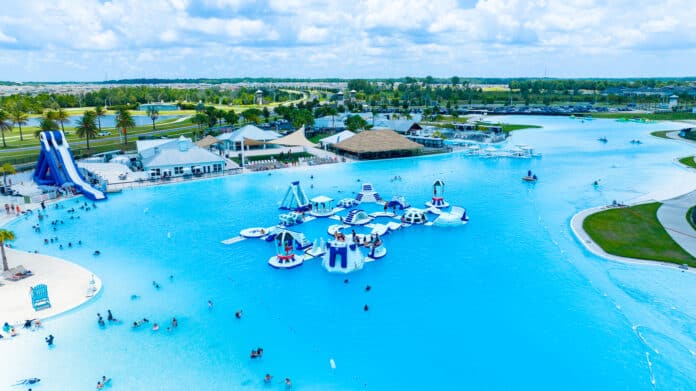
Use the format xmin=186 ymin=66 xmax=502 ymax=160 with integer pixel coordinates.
xmin=678 ymin=156 xmax=696 ymax=169
xmin=583 ymin=202 xmax=696 ymax=265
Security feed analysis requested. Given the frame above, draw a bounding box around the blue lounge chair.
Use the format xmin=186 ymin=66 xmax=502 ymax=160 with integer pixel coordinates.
xmin=31 ymin=284 xmax=51 ymax=311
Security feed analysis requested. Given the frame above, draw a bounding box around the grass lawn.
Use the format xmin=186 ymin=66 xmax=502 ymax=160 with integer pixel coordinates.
xmin=678 ymin=156 xmax=696 ymax=169
xmin=688 ymin=206 xmax=696 ymax=232
xmin=583 ymin=202 xmax=696 ymax=265
xmin=650 ymin=130 xmax=672 ymax=139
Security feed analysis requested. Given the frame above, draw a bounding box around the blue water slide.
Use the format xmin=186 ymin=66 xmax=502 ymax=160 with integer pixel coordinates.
xmin=33 ymin=131 xmax=106 ymax=201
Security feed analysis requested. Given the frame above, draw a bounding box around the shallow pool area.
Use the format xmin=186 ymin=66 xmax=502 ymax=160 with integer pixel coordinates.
xmin=2 ymin=116 xmax=696 ymax=390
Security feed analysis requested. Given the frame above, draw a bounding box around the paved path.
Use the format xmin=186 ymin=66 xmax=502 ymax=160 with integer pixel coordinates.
xmin=656 ymin=190 xmax=696 ymax=257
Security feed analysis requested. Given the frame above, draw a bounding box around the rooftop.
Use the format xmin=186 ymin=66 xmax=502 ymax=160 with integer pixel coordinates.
xmin=333 ymin=129 xmax=423 ymax=154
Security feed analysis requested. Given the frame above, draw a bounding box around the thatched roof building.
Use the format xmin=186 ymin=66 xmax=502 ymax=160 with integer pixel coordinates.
xmin=333 ymin=129 xmax=423 ymax=159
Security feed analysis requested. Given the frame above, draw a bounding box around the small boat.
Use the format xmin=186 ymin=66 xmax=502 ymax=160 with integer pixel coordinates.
xmin=598 ymin=137 xmax=608 ymax=143
xmin=522 ymin=170 xmax=538 ymax=182
xmin=630 ymin=139 xmax=642 ymax=144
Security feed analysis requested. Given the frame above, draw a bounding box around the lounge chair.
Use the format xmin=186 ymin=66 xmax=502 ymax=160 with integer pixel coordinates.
xmin=2 ymin=265 xmax=33 ymax=281
xmin=31 ymin=284 xmax=51 ymax=311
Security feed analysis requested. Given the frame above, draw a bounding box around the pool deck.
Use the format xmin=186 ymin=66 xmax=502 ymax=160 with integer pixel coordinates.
xmin=0 ymin=248 xmax=102 ymax=327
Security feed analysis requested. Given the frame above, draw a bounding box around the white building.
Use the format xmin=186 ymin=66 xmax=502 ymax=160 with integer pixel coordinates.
xmin=137 ymin=136 xmax=230 ymax=178
xmin=319 ymin=130 xmax=356 ymax=147
xmin=216 ymin=124 xmax=280 ymax=151
xmin=669 ymin=94 xmax=678 ymax=108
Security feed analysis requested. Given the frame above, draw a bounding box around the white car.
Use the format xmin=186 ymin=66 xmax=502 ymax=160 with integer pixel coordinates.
xmin=98 ymin=131 xmax=111 ymax=136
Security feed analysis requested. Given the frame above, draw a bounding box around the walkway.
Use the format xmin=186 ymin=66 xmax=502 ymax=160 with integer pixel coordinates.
xmin=656 ymin=190 xmax=696 ymax=257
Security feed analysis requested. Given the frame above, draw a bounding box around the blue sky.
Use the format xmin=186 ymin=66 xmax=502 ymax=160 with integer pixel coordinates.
xmin=0 ymin=0 xmax=694 ymax=81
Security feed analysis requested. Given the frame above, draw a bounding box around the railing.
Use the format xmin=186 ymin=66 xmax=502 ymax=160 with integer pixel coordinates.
xmin=105 ymin=168 xmax=242 ymax=191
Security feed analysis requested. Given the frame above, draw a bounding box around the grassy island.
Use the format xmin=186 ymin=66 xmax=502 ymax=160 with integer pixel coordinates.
xmin=678 ymin=156 xmax=696 ymax=169
xmin=583 ymin=202 xmax=696 ymax=265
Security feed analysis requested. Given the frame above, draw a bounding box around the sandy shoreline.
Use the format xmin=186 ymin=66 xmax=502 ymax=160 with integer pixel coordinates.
xmin=0 ymin=248 xmax=102 ymax=327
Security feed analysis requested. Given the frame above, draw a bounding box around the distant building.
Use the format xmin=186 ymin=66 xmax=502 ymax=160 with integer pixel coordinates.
xmin=337 ymin=91 xmax=344 ymax=104
xmin=319 ymin=130 xmax=355 ymax=147
xmin=349 ymin=89 xmax=357 ymax=101
xmin=669 ymin=94 xmax=679 ymax=108
xmin=139 ymin=103 xmax=179 ymax=111
xmin=137 ymin=136 xmax=228 ymax=178
xmin=255 ymin=90 xmax=263 ymax=105
xmin=372 ymin=119 xmax=422 ymax=135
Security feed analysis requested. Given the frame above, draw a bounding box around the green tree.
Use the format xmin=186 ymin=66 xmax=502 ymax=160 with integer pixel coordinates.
xmin=146 ymin=106 xmax=159 ymax=131
xmin=9 ymin=102 xmax=28 ymax=141
xmin=192 ymin=113 xmax=209 ymax=138
xmin=262 ymin=106 xmax=270 ymax=121
xmin=0 ymin=162 xmax=16 ymax=187
xmin=0 ymin=110 xmax=11 ymax=148
xmin=346 ymin=114 xmax=367 ymax=131
xmin=75 ymin=110 xmax=98 ymax=150
xmin=241 ymin=108 xmax=262 ymax=124
xmin=94 ymin=105 xmax=107 ymax=133
xmin=224 ymin=110 xmax=239 ymax=126
xmin=0 ymin=229 xmax=15 ymax=272
xmin=288 ymin=108 xmax=314 ymax=129
xmin=55 ymin=108 xmax=70 ymax=132
xmin=451 ymin=76 xmax=460 ymax=86
xmin=115 ymin=108 xmax=135 ymax=144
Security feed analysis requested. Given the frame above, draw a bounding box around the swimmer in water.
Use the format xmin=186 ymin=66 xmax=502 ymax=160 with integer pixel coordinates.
xmin=45 ymin=334 xmax=54 ymax=346
xmin=365 ymin=285 xmax=371 ymax=292
xmin=285 ymin=378 xmax=292 ymax=388
xmin=264 ymin=374 xmax=273 ymax=383
xmin=364 ymin=304 xmax=369 ymax=311
xmin=235 ymin=310 xmax=243 ymax=319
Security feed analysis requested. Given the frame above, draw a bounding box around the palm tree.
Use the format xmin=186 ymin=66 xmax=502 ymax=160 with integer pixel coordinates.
xmin=115 ymin=108 xmax=135 ymax=144
xmin=55 ymin=108 xmax=70 ymax=132
xmin=75 ymin=110 xmax=98 ymax=150
xmin=192 ymin=113 xmax=209 ymax=139
xmin=146 ymin=106 xmax=159 ymax=131
xmin=0 ymin=109 xmax=12 ymax=148
xmin=0 ymin=229 xmax=15 ymax=272
xmin=94 ymin=105 xmax=107 ymax=133
xmin=0 ymin=162 xmax=16 ymax=187
xmin=9 ymin=103 xmax=28 ymax=141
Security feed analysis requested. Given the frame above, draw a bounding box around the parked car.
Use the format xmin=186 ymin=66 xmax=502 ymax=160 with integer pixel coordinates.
xmin=98 ymin=131 xmax=111 ymax=136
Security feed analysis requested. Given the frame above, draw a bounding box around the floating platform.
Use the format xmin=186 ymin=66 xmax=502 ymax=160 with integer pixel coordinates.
xmin=268 ymin=254 xmax=304 ymax=269
xmin=240 ymin=227 xmax=270 ymax=238
xmin=222 ymin=236 xmax=247 ymax=245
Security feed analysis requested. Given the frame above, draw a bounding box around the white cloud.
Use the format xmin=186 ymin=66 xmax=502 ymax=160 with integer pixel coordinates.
xmin=0 ymin=0 xmax=695 ymax=80
xmin=297 ymin=26 xmax=329 ymax=43
xmin=0 ymin=30 xmax=16 ymax=43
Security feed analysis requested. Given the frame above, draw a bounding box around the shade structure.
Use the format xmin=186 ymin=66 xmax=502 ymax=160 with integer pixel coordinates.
xmin=333 ymin=129 xmax=423 ymax=159
xmin=269 ymin=126 xmax=317 ymax=148
xmin=195 ymin=135 xmax=221 ymax=148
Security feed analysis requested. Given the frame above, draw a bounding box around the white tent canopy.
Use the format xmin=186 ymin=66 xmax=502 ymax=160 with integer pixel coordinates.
xmin=319 ymin=130 xmax=356 ymax=146
xmin=269 ymin=126 xmax=317 ymax=148
xmin=217 ymin=124 xmax=280 ymax=143
xmin=310 ymin=195 xmax=333 ymax=203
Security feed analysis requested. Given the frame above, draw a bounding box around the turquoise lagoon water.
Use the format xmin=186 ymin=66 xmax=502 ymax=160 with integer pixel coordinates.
xmin=2 ymin=116 xmax=696 ymax=390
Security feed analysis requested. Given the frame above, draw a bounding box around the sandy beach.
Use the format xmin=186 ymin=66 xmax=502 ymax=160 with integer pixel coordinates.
xmin=0 ymin=248 xmax=102 ymax=327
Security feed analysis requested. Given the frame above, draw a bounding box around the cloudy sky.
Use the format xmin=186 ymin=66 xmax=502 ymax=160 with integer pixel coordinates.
xmin=0 ymin=0 xmax=694 ymax=81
